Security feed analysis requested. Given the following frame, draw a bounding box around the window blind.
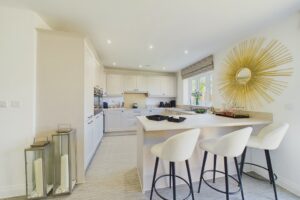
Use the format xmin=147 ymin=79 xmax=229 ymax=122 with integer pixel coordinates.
xmin=181 ymin=55 xmax=214 ymax=79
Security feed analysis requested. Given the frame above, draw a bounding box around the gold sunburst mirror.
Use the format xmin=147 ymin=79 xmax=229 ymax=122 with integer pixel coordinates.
xmin=219 ymin=38 xmax=293 ymax=109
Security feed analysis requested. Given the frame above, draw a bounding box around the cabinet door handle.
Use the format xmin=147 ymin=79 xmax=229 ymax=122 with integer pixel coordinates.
xmin=88 ymin=120 xmax=93 ymax=124
xmin=88 ymin=115 xmax=93 ymax=119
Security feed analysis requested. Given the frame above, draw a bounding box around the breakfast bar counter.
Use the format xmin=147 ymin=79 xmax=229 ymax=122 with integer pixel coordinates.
xmin=136 ymin=113 xmax=272 ymax=193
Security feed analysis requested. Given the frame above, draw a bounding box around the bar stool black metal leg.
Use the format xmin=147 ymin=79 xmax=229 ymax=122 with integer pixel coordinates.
xmin=150 ymin=157 xmax=159 ymax=200
xmin=213 ymin=154 xmax=217 ymax=183
xmin=224 ymin=157 xmax=229 ymax=200
xmin=198 ymin=151 xmax=208 ymax=193
xmin=265 ymin=150 xmax=273 ymax=184
xmin=234 ymin=157 xmax=245 ymax=200
xmin=171 ymin=162 xmax=176 ymax=200
xmin=265 ymin=150 xmax=278 ymax=200
xmin=185 ymin=160 xmax=195 ymax=200
xmin=169 ymin=162 xmax=172 ymax=188
xmin=240 ymin=147 xmax=247 ymax=178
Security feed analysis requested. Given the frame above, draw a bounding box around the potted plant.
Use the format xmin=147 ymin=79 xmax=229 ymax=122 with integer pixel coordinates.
xmin=192 ymin=90 xmax=202 ymax=105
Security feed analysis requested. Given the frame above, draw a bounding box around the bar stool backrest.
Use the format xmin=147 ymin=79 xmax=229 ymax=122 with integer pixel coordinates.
xmin=214 ymin=127 xmax=253 ymax=157
xmin=160 ymin=129 xmax=200 ymax=162
xmin=257 ymin=123 xmax=289 ymax=150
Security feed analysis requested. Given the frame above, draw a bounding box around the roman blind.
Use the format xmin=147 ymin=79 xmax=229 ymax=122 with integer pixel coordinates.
xmin=181 ymin=55 xmax=214 ymax=79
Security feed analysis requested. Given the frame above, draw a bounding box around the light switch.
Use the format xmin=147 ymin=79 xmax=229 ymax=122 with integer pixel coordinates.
xmin=10 ymin=100 xmax=21 ymax=108
xmin=0 ymin=100 xmax=8 ymax=108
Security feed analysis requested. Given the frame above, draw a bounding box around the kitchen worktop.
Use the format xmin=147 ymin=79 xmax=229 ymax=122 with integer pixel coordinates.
xmin=137 ymin=113 xmax=272 ymax=131
xmin=103 ymin=107 xmax=193 ymax=113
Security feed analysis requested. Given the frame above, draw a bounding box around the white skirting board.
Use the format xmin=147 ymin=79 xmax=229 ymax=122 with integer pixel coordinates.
xmin=252 ymin=167 xmax=300 ymax=197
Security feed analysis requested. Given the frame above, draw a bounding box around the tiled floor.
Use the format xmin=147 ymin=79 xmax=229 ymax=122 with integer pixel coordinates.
xmin=6 ymin=134 xmax=300 ymax=200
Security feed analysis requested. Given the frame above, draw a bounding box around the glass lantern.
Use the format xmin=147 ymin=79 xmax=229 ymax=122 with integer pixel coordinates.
xmin=24 ymin=140 xmax=53 ymax=199
xmin=52 ymin=127 xmax=77 ymax=195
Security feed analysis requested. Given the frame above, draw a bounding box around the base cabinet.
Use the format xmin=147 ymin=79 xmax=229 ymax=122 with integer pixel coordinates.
xmin=104 ymin=110 xmax=123 ymax=132
xmin=104 ymin=109 xmax=164 ymax=133
xmin=84 ymin=112 xmax=104 ymax=170
xmin=85 ymin=118 xmax=94 ymax=169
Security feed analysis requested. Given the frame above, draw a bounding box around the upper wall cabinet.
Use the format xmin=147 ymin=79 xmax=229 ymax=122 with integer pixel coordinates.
xmin=147 ymin=76 xmax=162 ymax=96
xmin=136 ymin=75 xmax=148 ymax=92
xmin=106 ymin=74 xmax=123 ymax=96
xmin=106 ymin=73 xmax=177 ymax=97
xmin=147 ymin=76 xmax=177 ymax=97
xmin=123 ymin=75 xmax=148 ymax=92
xmin=93 ymin=56 xmax=106 ymax=92
xmin=123 ymin=75 xmax=137 ymax=92
xmin=161 ymin=76 xmax=177 ymax=97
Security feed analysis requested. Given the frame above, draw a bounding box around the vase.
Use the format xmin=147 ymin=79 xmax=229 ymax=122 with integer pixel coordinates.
xmin=196 ymin=98 xmax=199 ymax=105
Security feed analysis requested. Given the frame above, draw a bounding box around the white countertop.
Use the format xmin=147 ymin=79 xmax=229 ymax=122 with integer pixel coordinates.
xmin=137 ymin=113 xmax=272 ymax=131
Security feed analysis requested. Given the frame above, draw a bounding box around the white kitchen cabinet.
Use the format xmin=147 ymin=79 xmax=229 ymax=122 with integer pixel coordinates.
xmin=146 ymin=76 xmax=176 ymax=97
xmin=106 ymin=74 xmax=123 ymax=96
xmin=161 ymin=76 xmax=177 ymax=97
xmin=94 ymin=113 xmax=103 ymax=146
xmin=148 ymin=108 xmax=164 ymax=115
xmin=123 ymin=75 xmax=137 ymax=92
xmin=85 ymin=117 xmax=94 ymax=169
xmin=147 ymin=76 xmax=161 ymax=96
xmin=136 ymin=75 xmax=147 ymax=91
xmin=104 ymin=110 xmax=123 ymax=132
xmin=123 ymin=75 xmax=147 ymax=92
xmin=85 ymin=112 xmax=103 ymax=169
xmin=106 ymin=73 xmax=176 ymax=97
xmin=104 ymin=108 xmax=167 ymax=133
xmin=84 ymin=45 xmax=95 ymax=119
xmin=121 ymin=109 xmax=142 ymax=131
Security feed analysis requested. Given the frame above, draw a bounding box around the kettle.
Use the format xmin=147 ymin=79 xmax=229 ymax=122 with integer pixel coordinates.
xmin=132 ymin=103 xmax=138 ymax=109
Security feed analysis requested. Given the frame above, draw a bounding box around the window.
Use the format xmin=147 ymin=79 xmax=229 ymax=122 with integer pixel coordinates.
xmin=187 ymin=71 xmax=213 ymax=106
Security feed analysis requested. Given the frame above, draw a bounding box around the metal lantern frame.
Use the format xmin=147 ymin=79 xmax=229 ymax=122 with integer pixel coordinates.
xmin=24 ymin=142 xmax=53 ymax=199
xmin=52 ymin=129 xmax=77 ymax=196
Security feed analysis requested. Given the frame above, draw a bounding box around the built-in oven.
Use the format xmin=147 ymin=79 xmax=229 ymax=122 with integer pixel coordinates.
xmin=94 ymin=87 xmax=103 ymax=115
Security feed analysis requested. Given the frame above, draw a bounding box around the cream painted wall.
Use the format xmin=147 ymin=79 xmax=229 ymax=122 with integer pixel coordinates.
xmin=213 ymin=13 xmax=300 ymax=195
xmin=36 ymin=29 xmax=87 ymax=184
xmin=0 ymin=6 xmax=50 ymax=198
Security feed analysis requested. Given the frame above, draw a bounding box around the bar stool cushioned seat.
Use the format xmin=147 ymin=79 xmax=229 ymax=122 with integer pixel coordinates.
xmin=150 ymin=128 xmax=200 ymax=200
xmin=240 ymin=123 xmax=289 ymax=200
xmin=198 ymin=127 xmax=253 ymax=200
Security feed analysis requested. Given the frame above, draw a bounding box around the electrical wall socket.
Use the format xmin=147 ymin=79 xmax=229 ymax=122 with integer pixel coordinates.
xmin=0 ymin=100 xmax=8 ymax=108
xmin=10 ymin=100 xmax=21 ymax=108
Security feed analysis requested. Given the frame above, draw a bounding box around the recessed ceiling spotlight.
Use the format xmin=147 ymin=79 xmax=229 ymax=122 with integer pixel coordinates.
xmin=139 ymin=65 xmax=143 ymax=68
xmin=184 ymin=50 xmax=189 ymax=54
xmin=107 ymin=39 xmax=112 ymax=44
xmin=149 ymin=45 xmax=154 ymax=49
xmin=112 ymin=62 xmax=116 ymax=66
xmin=162 ymin=67 xmax=166 ymax=70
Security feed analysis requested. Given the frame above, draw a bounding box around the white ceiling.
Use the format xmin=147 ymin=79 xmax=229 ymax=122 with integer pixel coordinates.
xmin=1 ymin=0 xmax=300 ymax=72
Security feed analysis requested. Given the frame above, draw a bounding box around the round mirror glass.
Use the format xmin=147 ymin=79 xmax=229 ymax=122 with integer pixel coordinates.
xmin=236 ymin=68 xmax=252 ymax=84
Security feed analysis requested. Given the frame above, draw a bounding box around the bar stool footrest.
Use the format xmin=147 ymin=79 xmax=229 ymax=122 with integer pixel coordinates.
xmin=154 ymin=174 xmax=192 ymax=200
xmin=202 ymin=170 xmax=241 ymax=195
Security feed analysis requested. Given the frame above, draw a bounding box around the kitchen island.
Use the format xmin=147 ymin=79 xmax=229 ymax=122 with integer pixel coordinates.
xmin=136 ymin=112 xmax=272 ymax=193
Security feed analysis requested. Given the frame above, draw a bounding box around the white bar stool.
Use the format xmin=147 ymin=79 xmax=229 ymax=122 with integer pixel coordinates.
xmin=150 ymin=129 xmax=200 ymax=200
xmin=197 ymin=127 xmax=253 ymax=200
xmin=240 ymin=123 xmax=289 ymax=200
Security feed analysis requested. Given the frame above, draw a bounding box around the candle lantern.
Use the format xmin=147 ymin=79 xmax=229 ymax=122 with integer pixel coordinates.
xmin=52 ymin=126 xmax=77 ymax=195
xmin=24 ymin=139 xmax=53 ymax=199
